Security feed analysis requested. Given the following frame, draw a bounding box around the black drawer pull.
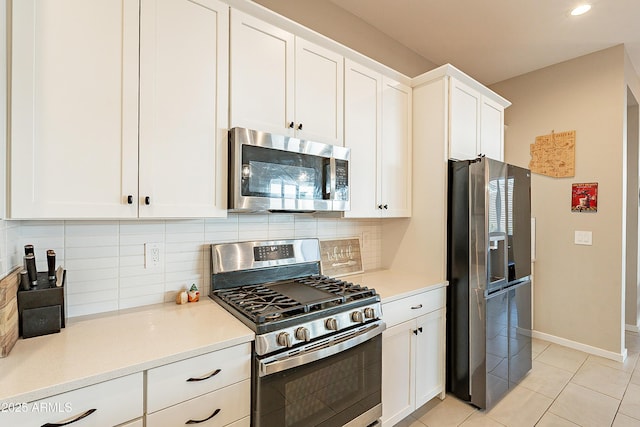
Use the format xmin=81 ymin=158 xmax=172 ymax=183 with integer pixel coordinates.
xmin=297 ymin=123 xmax=303 ymax=130
xmin=127 ymin=195 xmax=133 ymax=204
xmin=186 ymin=368 xmax=221 ymax=382
xmin=145 ymin=196 xmax=151 ymax=205
xmin=186 ymin=408 xmax=221 ymax=424
xmin=418 ymin=327 xmax=423 ymax=333
xmin=42 ymin=408 xmax=97 ymax=427
xmin=411 ymin=304 xmax=423 ymax=310
xmin=413 ymin=329 xmax=418 ymax=335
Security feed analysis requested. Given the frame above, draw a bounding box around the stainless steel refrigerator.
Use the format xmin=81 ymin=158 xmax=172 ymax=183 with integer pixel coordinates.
xmin=447 ymin=157 xmax=532 ymax=410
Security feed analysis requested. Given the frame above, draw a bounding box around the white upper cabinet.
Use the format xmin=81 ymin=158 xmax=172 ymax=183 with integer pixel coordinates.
xmin=480 ymin=95 xmax=505 ymax=161
xmin=449 ymin=75 xmax=508 ymax=162
xmin=380 ymin=77 xmax=412 ymax=217
xmin=230 ymin=9 xmax=344 ymax=146
xmin=344 ymin=61 xmax=411 ymax=218
xmin=449 ymin=78 xmax=481 ymax=161
xmin=138 ymin=0 xmax=229 ymax=218
xmin=10 ymin=0 xmax=228 ymax=219
xmin=343 ymin=59 xmax=381 ymax=218
xmin=11 ymin=0 xmax=140 ymax=218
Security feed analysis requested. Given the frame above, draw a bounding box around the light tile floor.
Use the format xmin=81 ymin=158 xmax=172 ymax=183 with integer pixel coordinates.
xmin=395 ymin=332 xmax=640 ymax=427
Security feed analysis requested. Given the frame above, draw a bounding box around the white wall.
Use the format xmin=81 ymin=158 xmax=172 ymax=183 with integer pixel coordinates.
xmin=491 ymin=46 xmax=627 ymax=356
xmin=0 ymin=216 xmax=382 ymax=317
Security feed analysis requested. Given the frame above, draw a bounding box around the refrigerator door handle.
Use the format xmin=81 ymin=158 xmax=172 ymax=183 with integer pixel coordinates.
xmin=474 ymin=288 xmax=484 ymax=321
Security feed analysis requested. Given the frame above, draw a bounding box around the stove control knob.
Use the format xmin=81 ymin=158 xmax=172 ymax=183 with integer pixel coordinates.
xmin=351 ymin=311 xmax=364 ymax=323
xmin=277 ymin=332 xmax=293 ymax=348
xmin=364 ymin=307 xmax=375 ymax=319
xmin=325 ymin=318 xmax=338 ymax=331
xmin=295 ymin=327 xmax=311 ymax=342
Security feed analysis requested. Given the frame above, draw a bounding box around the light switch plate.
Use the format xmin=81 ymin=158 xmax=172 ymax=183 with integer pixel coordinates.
xmin=574 ymin=230 xmax=593 ymax=245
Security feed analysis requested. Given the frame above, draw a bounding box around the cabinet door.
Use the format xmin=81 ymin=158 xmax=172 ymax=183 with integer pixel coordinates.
xmin=449 ymin=78 xmax=481 ymax=161
xmin=480 ymin=96 xmax=505 ymax=161
xmin=139 ymin=0 xmax=228 ymax=218
xmin=294 ymin=38 xmax=344 ymax=146
xmin=343 ymin=59 xmax=381 ymax=218
xmin=381 ymin=77 xmax=412 ymax=217
xmin=381 ymin=320 xmax=415 ymax=426
xmin=10 ymin=0 xmax=139 ymax=218
xmin=230 ymin=9 xmax=294 ymax=136
xmin=415 ymin=309 xmax=445 ymax=407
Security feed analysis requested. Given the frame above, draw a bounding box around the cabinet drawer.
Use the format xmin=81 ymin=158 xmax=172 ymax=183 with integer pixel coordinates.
xmin=382 ymin=287 xmax=445 ymax=327
xmin=147 ymin=343 xmax=251 ymax=413
xmin=146 ymin=379 xmax=250 ymax=427
xmin=1 ymin=373 xmax=142 ymax=427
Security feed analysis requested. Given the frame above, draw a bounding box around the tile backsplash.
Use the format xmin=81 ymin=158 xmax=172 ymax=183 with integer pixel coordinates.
xmin=0 ymin=215 xmax=382 ymax=318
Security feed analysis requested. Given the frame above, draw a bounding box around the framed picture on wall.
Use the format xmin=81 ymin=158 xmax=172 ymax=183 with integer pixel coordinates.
xmin=571 ymin=182 xmax=598 ymax=212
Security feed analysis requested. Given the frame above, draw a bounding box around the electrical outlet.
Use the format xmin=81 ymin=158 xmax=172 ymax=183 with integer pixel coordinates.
xmin=145 ymin=243 xmax=162 ymax=269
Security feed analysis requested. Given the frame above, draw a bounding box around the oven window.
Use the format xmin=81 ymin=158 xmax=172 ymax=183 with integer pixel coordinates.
xmin=254 ymin=335 xmax=381 ymax=427
xmin=241 ymin=145 xmax=330 ymax=200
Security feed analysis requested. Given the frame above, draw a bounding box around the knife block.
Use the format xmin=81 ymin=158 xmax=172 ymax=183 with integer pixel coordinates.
xmin=17 ymin=270 xmax=66 ymax=339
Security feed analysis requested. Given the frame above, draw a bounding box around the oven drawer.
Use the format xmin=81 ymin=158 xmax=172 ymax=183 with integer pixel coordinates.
xmin=382 ymin=287 xmax=445 ymax=327
xmin=146 ymin=379 xmax=250 ymax=427
xmin=147 ymin=342 xmax=251 ymax=413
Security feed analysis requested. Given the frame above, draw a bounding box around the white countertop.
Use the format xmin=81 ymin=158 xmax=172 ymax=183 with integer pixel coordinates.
xmin=347 ymin=269 xmax=447 ymax=303
xmin=0 ymin=299 xmax=254 ymax=404
xmin=0 ymin=269 xmax=445 ymax=405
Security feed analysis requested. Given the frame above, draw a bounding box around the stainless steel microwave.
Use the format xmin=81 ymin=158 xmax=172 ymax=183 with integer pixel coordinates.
xmin=228 ymin=127 xmax=350 ymax=212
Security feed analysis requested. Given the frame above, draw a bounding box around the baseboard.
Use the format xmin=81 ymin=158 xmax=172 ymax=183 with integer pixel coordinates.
xmin=625 ymin=324 xmax=640 ymax=333
xmin=532 ymin=330 xmax=627 ymax=362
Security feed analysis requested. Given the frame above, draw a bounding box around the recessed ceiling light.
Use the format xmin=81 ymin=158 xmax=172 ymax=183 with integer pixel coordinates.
xmin=571 ymin=4 xmax=592 ymax=16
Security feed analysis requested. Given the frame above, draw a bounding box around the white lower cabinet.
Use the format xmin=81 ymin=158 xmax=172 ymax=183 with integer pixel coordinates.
xmin=0 ymin=373 xmax=143 ymax=427
xmin=381 ymin=287 xmax=446 ymax=426
xmin=146 ymin=342 xmax=251 ymax=427
xmin=120 ymin=418 xmax=144 ymax=427
xmin=146 ymin=380 xmax=250 ymax=427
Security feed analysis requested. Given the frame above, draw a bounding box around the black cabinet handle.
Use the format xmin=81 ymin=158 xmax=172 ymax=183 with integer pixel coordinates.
xmin=418 ymin=327 xmax=423 ymax=333
xmin=378 ymin=204 xmax=383 ymax=209
xmin=297 ymin=123 xmax=303 ymax=130
xmin=186 ymin=368 xmax=221 ymax=382
xmin=42 ymin=409 xmax=97 ymax=427
xmin=411 ymin=304 xmax=423 ymax=310
xmin=127 ymin=195 xmax=133 ymax=205
xmin=186 ymin=408 xmax=221 ymax=424
xmin=289 ymin=122 xmax=294 ymax=128
xmin=145 ymin=196 xmax=150 ymax=205
xmin=383 ymin=204 xmax=388 ymax=210
xmin=413 ymin=329 xmax=418 ymax=335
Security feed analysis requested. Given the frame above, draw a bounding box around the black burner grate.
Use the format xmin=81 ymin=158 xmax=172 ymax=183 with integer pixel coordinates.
xmin=213 ymin=275 xmax=377 ymax=325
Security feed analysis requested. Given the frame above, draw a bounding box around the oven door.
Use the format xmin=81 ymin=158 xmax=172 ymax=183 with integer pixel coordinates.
xmin=254 ymin=321 xmax=384 ymax=427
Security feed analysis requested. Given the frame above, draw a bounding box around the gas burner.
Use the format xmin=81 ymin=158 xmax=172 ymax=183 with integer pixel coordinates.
xmin=297 ymin=275 xmax=376 ymax=301
xmin=215 ymin=284 xmax=308 ymax=324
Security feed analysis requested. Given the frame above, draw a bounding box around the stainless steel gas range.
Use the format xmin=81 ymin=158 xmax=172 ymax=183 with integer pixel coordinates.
xmin=210 ymin=239 xmax=385 ymax=427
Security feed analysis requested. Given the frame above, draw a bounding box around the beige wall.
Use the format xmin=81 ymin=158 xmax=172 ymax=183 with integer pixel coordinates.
xmin=252 ymin=0 xmax=437 ymax=77
xmin=491 ymin=46 xmax=627 ymax=355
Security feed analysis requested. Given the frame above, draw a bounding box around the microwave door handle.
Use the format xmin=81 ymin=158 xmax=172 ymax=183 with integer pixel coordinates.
xmin=258 ymin=321 xmax=385 ymax=377
xmin=328 ymin=157 xmax=336 ymax=202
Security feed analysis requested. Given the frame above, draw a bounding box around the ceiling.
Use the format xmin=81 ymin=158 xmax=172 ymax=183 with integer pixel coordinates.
xmin=328 ymin=0 xmax=640 ymax=85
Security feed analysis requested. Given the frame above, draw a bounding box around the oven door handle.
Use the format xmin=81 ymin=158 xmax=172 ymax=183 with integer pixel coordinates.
xmin=258 ymin=320 xmax=386 ymax=377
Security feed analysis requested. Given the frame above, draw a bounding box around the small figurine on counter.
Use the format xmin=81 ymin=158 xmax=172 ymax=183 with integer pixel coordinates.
xmin=175 ymin=290 xmax=188 ymax=305
xmin=188 ymin=284 xmax=200 ymax=302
